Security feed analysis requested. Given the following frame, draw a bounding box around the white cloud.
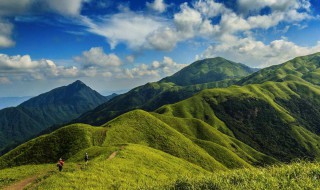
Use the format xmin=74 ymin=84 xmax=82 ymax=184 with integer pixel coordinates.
xmin=82 ymin=12 xmax=167 ymax=50
xmin=0 ymin=0 xmax=88 ymax=48
xmin=74 ymin=47 xmax=122 ymax=67
xmin=174 ymin=3 xmax=203 ymax=39
xmin=44 ymin=0 xmax=86 ymax=16
xmin=147 ymin=27 xmax=178 ymax=50
xmin=0 ymin=0 xmax=87 ymax=16
xmin=201 ymin=37 xmax=320 ymax=67
xmin=237 ymin=0 xmax=303 ymax=13
xmin=0 ymin=19 xmax=15 ymax=48
xmin=0 ymin=53 xmax=82 ymax=81
xmin=194 ymin=0 xmax=230 ymax=18
xmin=146 ymin=0 xmax=167 ymax=13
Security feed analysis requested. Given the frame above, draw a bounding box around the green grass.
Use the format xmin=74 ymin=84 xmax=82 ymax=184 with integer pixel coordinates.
xmin=0 ymin=164 xmax=53 ymax=189
xmin=156 ymin=80 xmax=320 ymax=161
xmin=0 ymin=124 xmax=107 ymax=168
xmin=2 ymin=156 xmax=320 ymax=189
xmin=166 ymin=161 xmax=320 ymax=190
xmin=27 ymin=144 xmax=210 ymax=190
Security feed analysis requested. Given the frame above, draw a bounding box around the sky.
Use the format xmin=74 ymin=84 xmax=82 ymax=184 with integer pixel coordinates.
xmin=0 ymin=0 xmax=319 ymax=97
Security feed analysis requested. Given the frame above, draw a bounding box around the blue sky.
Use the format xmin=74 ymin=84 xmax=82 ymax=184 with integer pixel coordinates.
xmin=0 ymin=0 xmax=319 ymax=97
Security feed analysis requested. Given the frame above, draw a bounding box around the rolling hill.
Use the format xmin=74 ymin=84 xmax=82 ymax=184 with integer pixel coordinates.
xmin=1 ymin=53 xmax=320 ymax=189
xmin=0 ymin=80 xmax=108 ymax=153
xmin=238 ymin=52 xmax=320 ymax=85
xmin=75 ymin=57 xmax=256 ymax=125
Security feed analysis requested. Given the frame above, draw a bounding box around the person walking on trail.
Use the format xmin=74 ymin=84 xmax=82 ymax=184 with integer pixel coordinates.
xmin=85 ymin=153 xmax=89 ymax=165
xmin=57 ymin=158 xmax=64 ymax=172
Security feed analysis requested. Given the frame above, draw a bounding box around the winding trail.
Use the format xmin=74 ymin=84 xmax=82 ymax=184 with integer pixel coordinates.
xmin=3 ymin=176 xmax=37 ymax=190
xmin=4 ymin=146 xmax=126 ymax=189
xmin=107 ymin=151 xmax=118 ymax=160
xmin=107 ymin=146 xmax=125 ymax=160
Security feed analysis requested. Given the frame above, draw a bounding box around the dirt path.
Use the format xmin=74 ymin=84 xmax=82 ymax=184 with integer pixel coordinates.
xmin=3 ymin=176 xmax=37 ymax=190
xmin=107 ymin=151 xmax=118 ymax=160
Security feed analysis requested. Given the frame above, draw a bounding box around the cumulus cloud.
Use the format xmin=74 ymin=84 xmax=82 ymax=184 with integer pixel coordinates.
xmin=74 ymin=47 xmax=122 ymax=67
xmin=0 ymin=47 xmax=186 ymax=82
xmin=0 ymin=53 xmax=81 ymax=81
xmin=146 ymin=0 xmax=167 ymax=13
xmin=146 ymin=27 xmax=178 ymax=50
xmin=200 ymin=37 xmax=320 ymax=67
xmin=43 ymin=0 xmax=87 ymax=16
xmin=194 ymin=0 xmax=230 ymax=18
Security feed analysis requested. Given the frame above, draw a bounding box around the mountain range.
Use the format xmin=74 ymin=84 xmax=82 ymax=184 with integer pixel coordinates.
xmin=0 ymin=80 xmax=108 ymax=152
xmin=74 ymin=57 xmax=257 ymax=125
xmin=1 ymin=53 xmax=320 ymax=189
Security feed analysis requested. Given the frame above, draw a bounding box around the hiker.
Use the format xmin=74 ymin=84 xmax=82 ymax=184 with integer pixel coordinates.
xmin=57 ymin=158 xmax=64 ymax=172
xmin=85 ymin=153 xmax=89 ymax=164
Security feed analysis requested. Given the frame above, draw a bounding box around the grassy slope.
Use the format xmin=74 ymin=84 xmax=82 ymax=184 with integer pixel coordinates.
xmin=75 ymin=57 xmax=255 ymax=126
xmin=1 ymin=157 xmax=320 ymax=189
xmin=238 ymin=52 xmax=320 ymax=85
xmin=0 ymin=124 xmax=106 ymax=168
xmin=160 ymin=57 xmax=255 ymax=86
xmin=156 ymin=80 xmax=320 ymax=161
xmin=1 ymin=109 xmax=275 ymax=172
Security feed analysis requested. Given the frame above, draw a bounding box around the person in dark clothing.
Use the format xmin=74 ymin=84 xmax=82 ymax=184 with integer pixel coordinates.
xmin=57 ymin=158 xmax=64 ymax=172
xmin=85 ymin=153 xmax=89 ymax=165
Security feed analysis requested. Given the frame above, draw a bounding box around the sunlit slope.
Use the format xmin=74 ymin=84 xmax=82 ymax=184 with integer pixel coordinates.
xmin=75 ymin=57 xmax=256 ymax=126
xmin=157 ymin=80 xmax=320 ymax=161
xmin=239 ymin=52 xmax=320 ymax=85
xmin=0 ymin=144 xmax=210 ymax=190
xmin=1 ymin=109 xmax=277 ymax=171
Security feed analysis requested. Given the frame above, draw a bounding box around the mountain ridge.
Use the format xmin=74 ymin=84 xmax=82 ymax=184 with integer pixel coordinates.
xmin=74 ymin=57 xmax=257 ymax=125
xmin=0 ymin=80 xmax=108 ymax=152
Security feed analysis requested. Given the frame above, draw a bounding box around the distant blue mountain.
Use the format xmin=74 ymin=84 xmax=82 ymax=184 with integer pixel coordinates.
xmin=0 ymin=80 xmax=108 ymax=152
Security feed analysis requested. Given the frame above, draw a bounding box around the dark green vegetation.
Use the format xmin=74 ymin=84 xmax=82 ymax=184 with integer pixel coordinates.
xmin=75 ymin=57 xmax=256 ymax=125
xmin=0 ymin=80 xmax=108 ymax=152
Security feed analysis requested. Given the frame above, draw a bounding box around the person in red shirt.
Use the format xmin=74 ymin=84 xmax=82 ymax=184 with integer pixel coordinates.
xmin=57 ymin=158 xmax=64 ymax=172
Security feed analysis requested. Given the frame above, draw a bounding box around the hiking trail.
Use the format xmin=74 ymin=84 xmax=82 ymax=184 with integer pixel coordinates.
xmin=3 ymin=176 xmax=37 ymax=190
xmin=107 ymin=146 xmax=125 ymax=160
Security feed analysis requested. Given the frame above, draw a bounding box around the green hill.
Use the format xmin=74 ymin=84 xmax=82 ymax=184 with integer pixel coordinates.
xmin=161 ymin=57 xmax=256 ymax=86
xmin=2 ymin=53 xmax=320 ymax=189
xmin=75 ymin=57 xmax=256 ymax=125
xmin=238 ymin=52 xmax=320 ymax=85
xmin=0 ymin=80 xmax=108 ymax=153
xmin=156 ymin=80 xmax=320 ymax=161
xmin=0 ymin=108 xmax=277 ymax=171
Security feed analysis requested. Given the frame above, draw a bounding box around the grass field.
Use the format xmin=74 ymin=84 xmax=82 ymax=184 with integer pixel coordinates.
xmin=1 ymin=150 xmax=320 ymax=190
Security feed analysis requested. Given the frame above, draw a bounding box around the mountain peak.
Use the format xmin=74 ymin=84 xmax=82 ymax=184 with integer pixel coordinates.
xmin=19 ymin=80 xmax=105 ymax=107
xmin=160 ymin=57 xmax=255 ymax=86
xmin=69 ymin=80 xmax=87 ymax=88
